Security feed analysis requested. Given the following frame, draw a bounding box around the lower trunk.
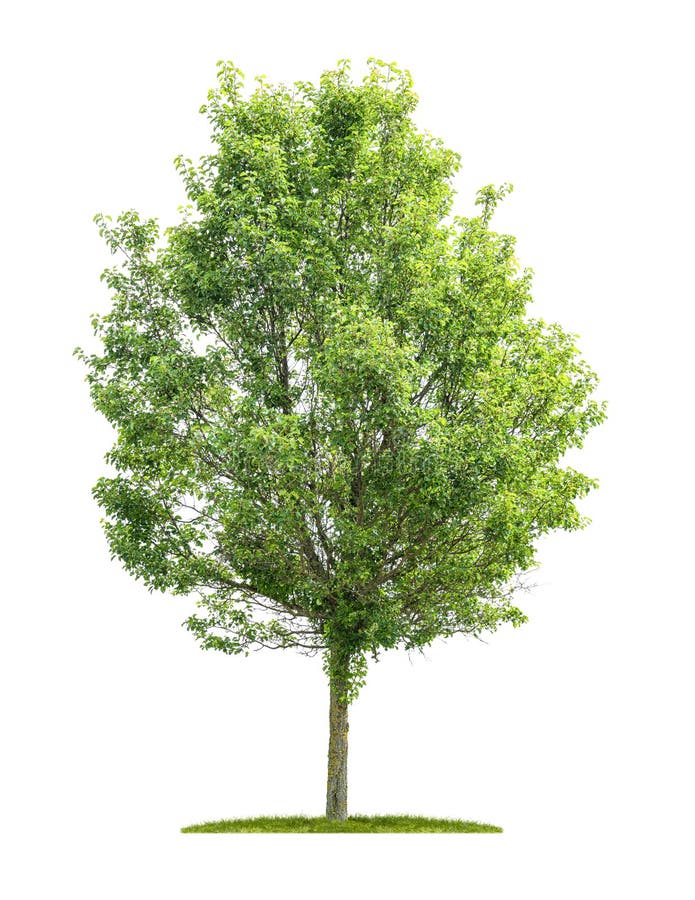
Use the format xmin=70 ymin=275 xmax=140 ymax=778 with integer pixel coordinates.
xmin=325 ymin=675 xmax=349 ymax=820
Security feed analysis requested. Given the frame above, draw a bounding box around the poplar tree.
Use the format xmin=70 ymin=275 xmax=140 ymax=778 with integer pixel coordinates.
xmin=76 ymin=59 xmax=605 ymax=820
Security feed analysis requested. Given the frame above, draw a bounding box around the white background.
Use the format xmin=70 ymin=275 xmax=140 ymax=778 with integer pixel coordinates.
xmin=1 ymin=1 xmax=693 ymax=897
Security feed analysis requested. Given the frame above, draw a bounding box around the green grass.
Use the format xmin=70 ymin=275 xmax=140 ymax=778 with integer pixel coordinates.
xmin=181 ymin=814 xmax=502 ymax=833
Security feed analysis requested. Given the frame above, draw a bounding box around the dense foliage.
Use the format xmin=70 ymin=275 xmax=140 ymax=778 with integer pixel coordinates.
xmin=77 ymin=59 xmax=605 ymax=702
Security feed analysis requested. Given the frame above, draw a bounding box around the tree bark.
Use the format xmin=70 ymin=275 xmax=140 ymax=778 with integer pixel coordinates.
xmin=325 ymin=673 xmax=349 ymax=820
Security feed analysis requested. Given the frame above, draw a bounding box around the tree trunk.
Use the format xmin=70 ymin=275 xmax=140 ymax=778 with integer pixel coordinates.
xmin=325 ymin=674 xmax=349 ymax=820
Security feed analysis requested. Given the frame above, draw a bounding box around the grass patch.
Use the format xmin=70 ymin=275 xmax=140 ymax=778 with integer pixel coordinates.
xmin=181 ymin=814 xmax=502 ymax=833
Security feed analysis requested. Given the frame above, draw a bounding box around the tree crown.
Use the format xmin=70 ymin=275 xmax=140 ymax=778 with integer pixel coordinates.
xmin=77 ymin=59 xmax=606 ymax=699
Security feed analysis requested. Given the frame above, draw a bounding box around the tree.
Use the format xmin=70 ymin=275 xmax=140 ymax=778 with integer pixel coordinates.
xmin=76 ymin=59 xmax=606 ymax=821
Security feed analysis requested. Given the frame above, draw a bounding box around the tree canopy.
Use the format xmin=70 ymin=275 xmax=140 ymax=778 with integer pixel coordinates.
xmin=77 ymin=58 xmax=605 ymax=708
